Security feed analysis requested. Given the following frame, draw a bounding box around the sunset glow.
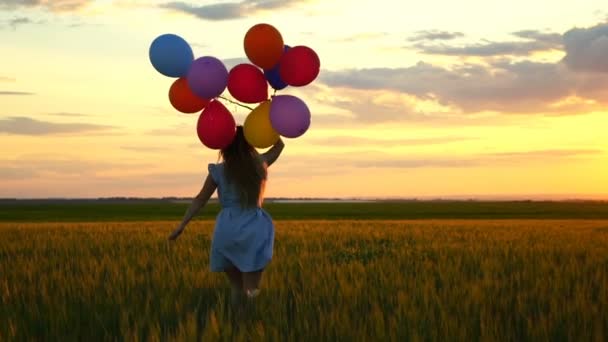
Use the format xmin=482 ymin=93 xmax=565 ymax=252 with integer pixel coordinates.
xmin=1 ymin=0 xmax=607 ymax=199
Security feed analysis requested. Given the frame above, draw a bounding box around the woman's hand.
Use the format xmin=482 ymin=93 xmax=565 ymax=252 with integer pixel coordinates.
xmin=169 ymin=171 xmax=217 ymax=242
xmin=168 ymin=226 xmax=184 ymax=241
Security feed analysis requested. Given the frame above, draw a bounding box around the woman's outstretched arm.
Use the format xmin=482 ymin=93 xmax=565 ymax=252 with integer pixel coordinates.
xmin=168 ymin=173 xmax=217 ymax=240
xmin=261 ymin=137 xmax=284 ymax=166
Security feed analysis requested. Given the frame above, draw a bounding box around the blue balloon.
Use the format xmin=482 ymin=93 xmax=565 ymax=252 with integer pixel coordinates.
xmin=149 ymin=34 xmax=194 ymax=78
xmin=264 ymin=45 xmax=290 ymax=90
xmin=265 ymin=67 xmax=287 ymax=90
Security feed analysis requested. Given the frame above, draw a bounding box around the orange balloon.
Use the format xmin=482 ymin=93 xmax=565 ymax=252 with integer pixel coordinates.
xmin=169 ymin=78 xmax=209 ymax=113
xmin=244 ymin=23 xmax=284 ymax=70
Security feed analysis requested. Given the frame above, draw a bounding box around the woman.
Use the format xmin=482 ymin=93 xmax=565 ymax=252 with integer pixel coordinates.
xmin=168 ymin=126 xmax=284 ymax=307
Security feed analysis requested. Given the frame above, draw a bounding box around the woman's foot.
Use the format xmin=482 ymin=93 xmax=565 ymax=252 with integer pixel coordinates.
xmin=245 ymin=288 xmax=260 ymax=299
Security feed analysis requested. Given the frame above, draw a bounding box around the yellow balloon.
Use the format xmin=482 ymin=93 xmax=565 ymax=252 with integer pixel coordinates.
xmin=244 ymin=100 xmax=280 ymax=148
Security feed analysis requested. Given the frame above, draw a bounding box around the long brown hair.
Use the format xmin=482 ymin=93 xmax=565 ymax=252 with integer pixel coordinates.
xmin=220 ymin=126 xmax=267 ymax=208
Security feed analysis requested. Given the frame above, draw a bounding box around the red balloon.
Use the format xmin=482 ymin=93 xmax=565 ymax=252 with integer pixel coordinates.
xmin=279 ymin=46 xmax=320 ymax=87
xmin=196 ymin=100 xmax=236 ymax=149
xmin=169 ymin=78 xmax=209 ymax=113
xmin=244 ymin=23 xmax=284 ymax=70
xmin=227 ymin=64 xmax=268 ymax=104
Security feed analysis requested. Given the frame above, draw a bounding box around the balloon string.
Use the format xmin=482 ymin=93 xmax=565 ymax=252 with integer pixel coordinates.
xmin=218 ymin=96 xmax=254 ymax=111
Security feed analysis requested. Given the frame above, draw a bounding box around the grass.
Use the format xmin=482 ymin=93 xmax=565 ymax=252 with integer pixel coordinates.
xmin=1 ymin=219 xmax=607 ymax=340
xmin=2 ymin=200 xmax=608 ymax=221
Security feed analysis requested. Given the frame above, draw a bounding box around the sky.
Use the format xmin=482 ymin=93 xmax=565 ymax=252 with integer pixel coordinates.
xmin=1 ymin=0 xmax=607 ymax=199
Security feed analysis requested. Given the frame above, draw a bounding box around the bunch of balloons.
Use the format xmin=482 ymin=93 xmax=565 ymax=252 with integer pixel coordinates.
xmin=149 ymin=23 xmax=320 ymax=150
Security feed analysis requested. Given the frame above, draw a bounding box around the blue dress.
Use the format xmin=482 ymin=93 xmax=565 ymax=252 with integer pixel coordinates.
xmin=207 ymin=162 xmax=275 ymax=272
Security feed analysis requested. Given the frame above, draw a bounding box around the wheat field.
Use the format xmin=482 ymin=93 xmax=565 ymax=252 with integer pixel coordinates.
xmin=1 ymin=220 xmax=607 ymax=341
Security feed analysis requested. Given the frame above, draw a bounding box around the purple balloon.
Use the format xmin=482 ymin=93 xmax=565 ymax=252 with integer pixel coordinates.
xmin=187 ymin=56 xmax=228 ymax=99
xmin=270 ymin=95 xmax=311 ymax=138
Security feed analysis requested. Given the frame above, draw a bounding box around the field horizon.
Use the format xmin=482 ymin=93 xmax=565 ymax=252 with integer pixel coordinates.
xmin=2 ymin=194 xmax=608 ymax=201
xmin=2 ymin=200 xmax=608 ymax=222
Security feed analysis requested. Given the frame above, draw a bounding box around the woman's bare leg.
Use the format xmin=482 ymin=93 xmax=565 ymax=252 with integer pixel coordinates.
xmin=224 ymin=266 xmax=243 ymax=307
xmin=242 ymin=270 xmax=264 ymax=298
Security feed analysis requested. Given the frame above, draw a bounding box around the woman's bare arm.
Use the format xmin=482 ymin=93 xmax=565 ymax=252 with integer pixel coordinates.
xmin=261 ymin=138 xmax=285 ymax=166
xmin=168 ymin=173 xmax=217 ymax=240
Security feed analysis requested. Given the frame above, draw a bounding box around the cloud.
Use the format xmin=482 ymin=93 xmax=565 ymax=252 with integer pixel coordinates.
xmin=1 ymin=156 xmax=153 ymax=181
xmin=47 ymin=112 xmax=91 ymax=117
xmin=319 ymin=92 xmax=418 ymax=123
xmin=352 ymin=159 xmax=479 ymax=169
xmin=334 ymin=32 xmax=390 ymax=43
xmin=0 ymin=166 xmax=38 ymax=180
xmin=0 ymin=91 xmax=34 ymax=95
xmin=261 ymin=151 xmax=479 ymax=178
xmin=223 ymin=57 xmax=249 ymax=70
xmin=66 ymin=21 xmax=101 ymax=29
xmin=562 ymin=22 xmax=608 ymax=73
xmin=1 ymin=171 xmax=207 ymax=198
xmin=146 ymin=122 xmax=193 ymax=136
xmin=0 ymin=155 xmax=206 ymax=197
xmin=319 ymin=21 xmax=608 ymax=116
xmin=320 ymin=59 xmax=608 ymax=115
xmin=482 ymin=149 xmax=603 ymax=158
xmin=160 ymin=0 xmax=306 ymax=20
xmin=408 ymin=30 xmax=465 ymax=42
xmin=278 ymin=147 xmax=601 ymax=175
xmin=270 ymin=154 xmax=480 ymax=177
xmin=303 ymin=84 xmax=558 ymax=127
xmin=190 ymin=42 xmax=208 ymax=49
xmin=2 ymin=148 xmax=602 ymax=197
xmin=512 ymin=30 xmax=563 ymax=45
xmin=321 ymin=61 xmax=557 ymax=113
xmin=7 ymin=16 xmax=33 ymax=30
xmin=307 ymin=136 xmax=476 ymax=147
xmin=412 ymin=30 xmax=562 ymax=56
xmin=161 ymin=1 xmax=240 ymax=20
xmin=310 ymin=110 xmax=523 ymax=128
xmin=0 ymin=117 xmax=115 ymax=135
xmin=120 ymin=145 xmax=172 ymax=153
xmin=277 ymin=147 xmax=603 ymax=176
xmin=0 ymin=0 xmax=92 ymax=12
xmin=415 ymin=40 xmax=558 ymax=56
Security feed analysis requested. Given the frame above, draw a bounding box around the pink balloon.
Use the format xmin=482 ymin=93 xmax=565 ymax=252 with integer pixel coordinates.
xmin=227 ymin=64 xmax=268 ymax=104
xmin=279 ymin=46 xmax=320 ymax=87
xmin=197 ymin=100 xmax=236 ymax=149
